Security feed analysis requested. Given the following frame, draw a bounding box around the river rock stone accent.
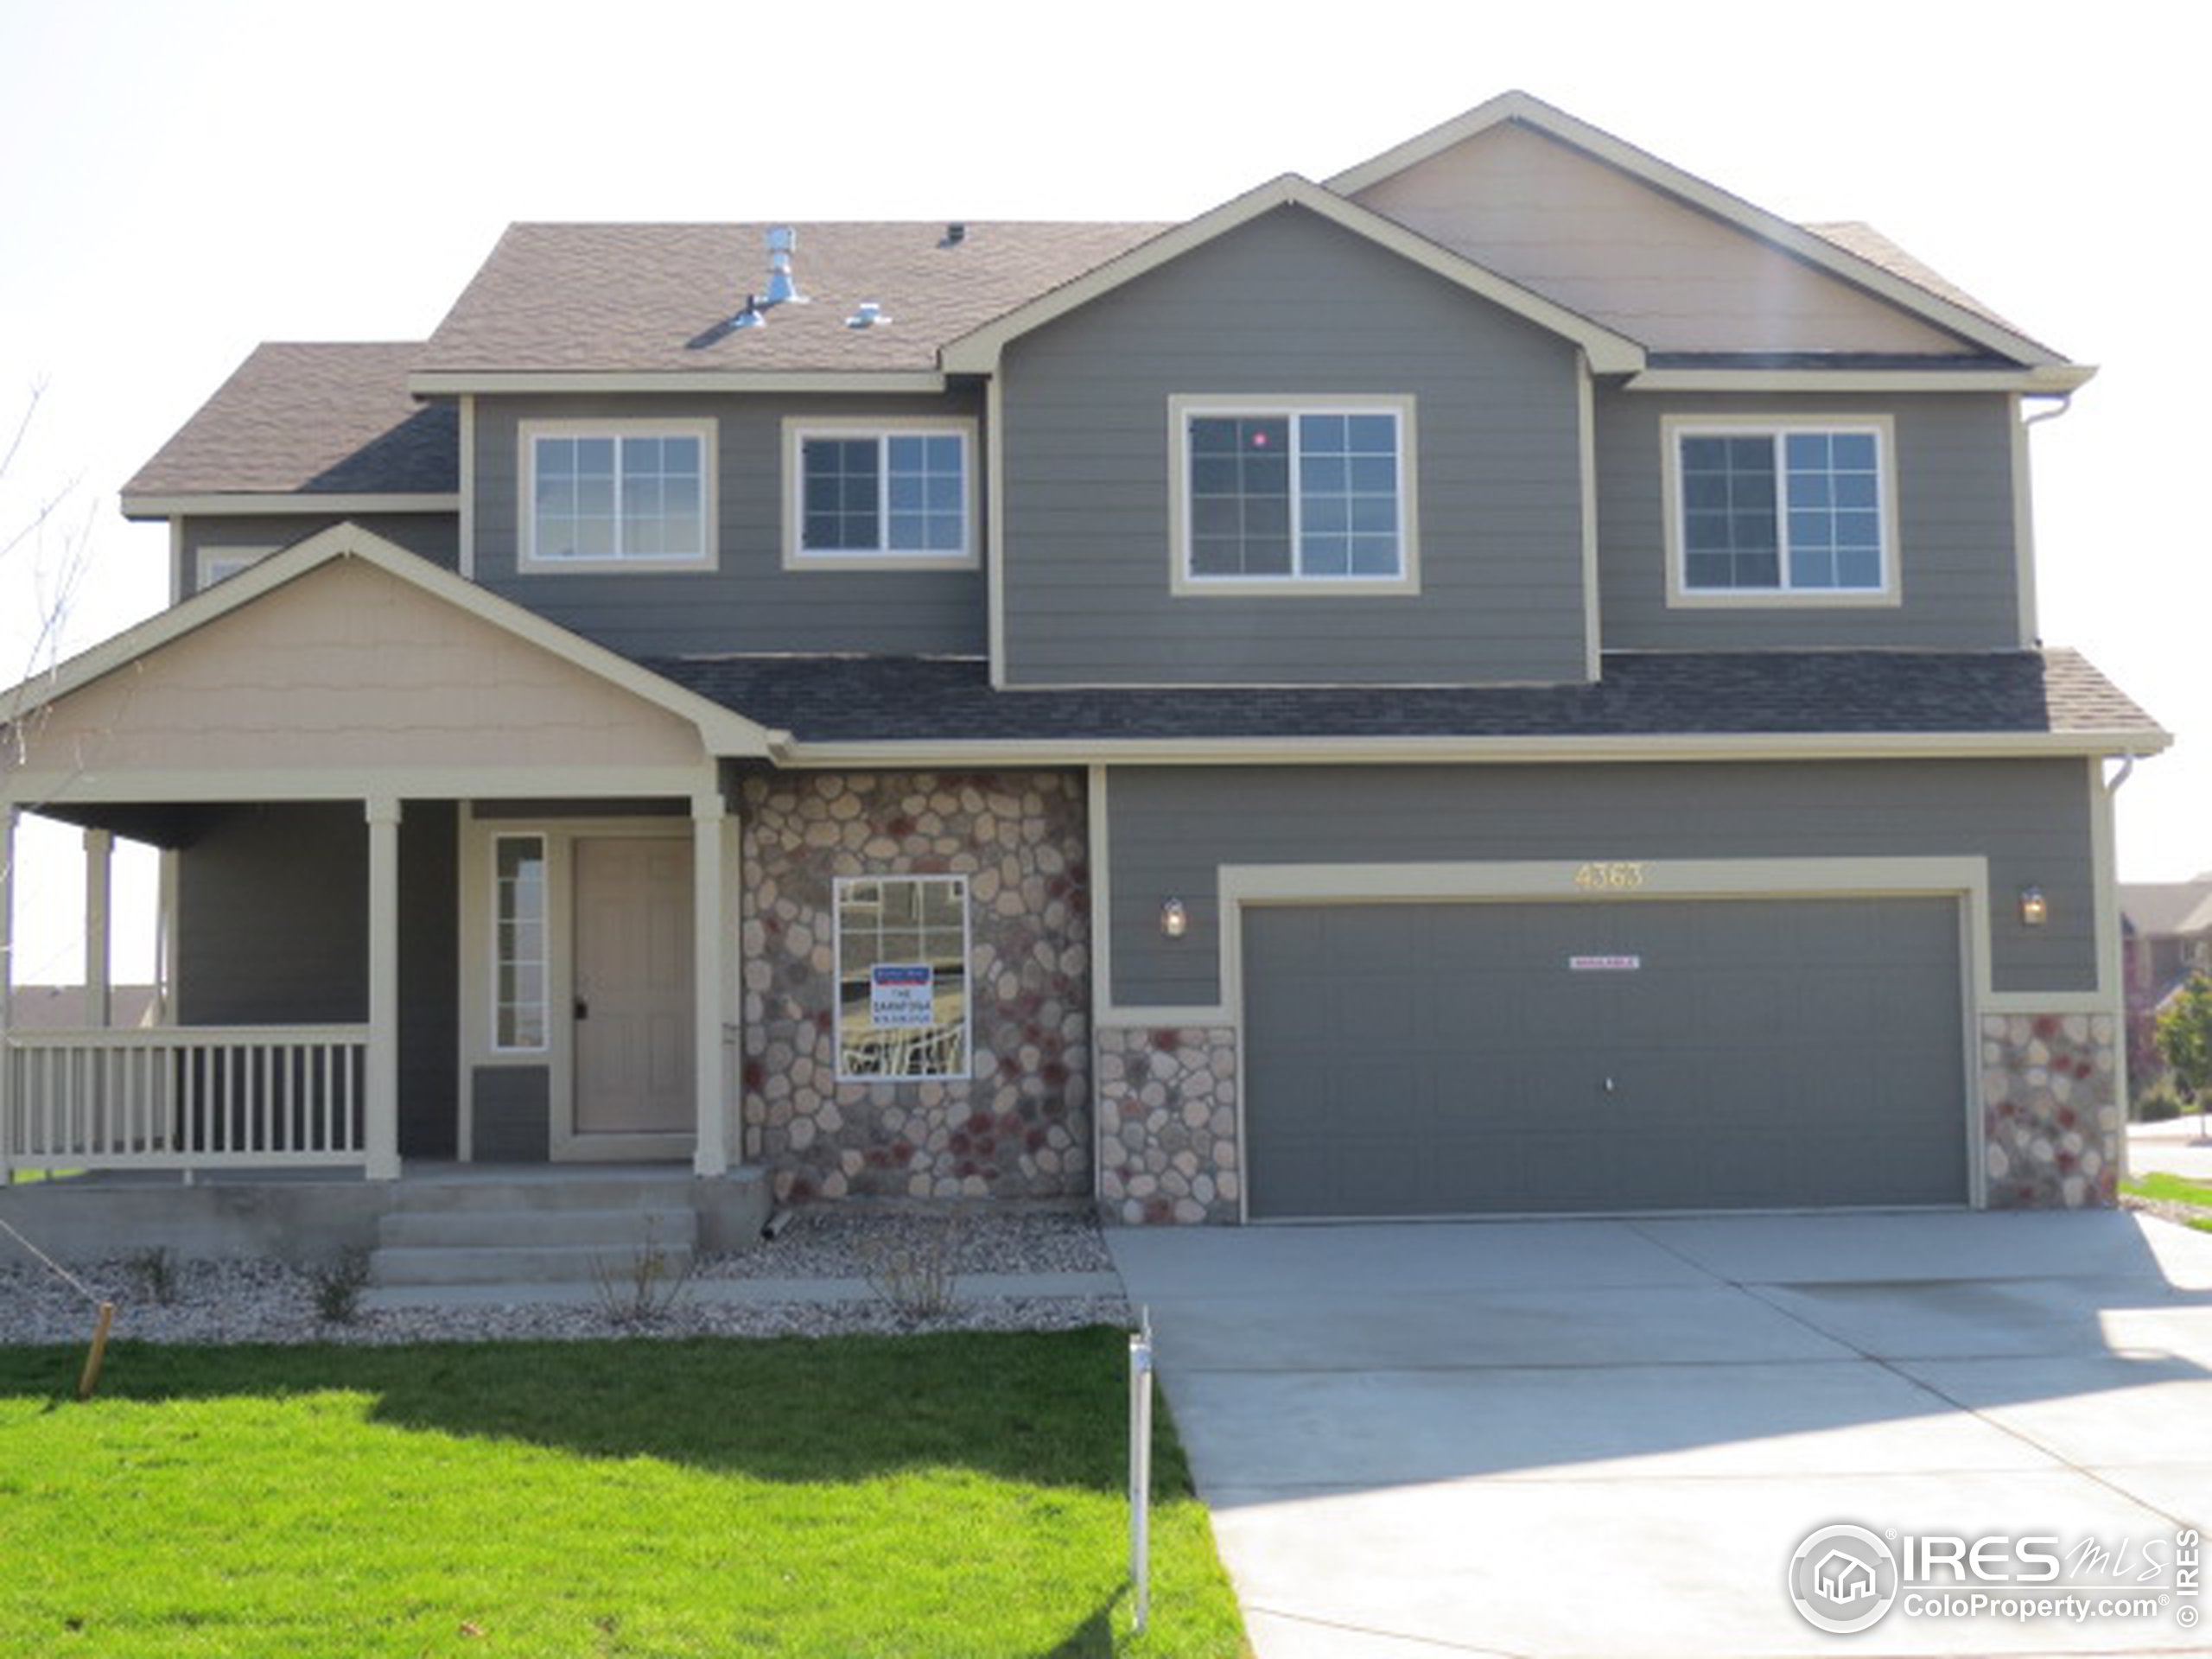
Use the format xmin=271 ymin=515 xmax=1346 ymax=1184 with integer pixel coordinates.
xmin=1096 ymin=1027 xmax=1239 ymax=1225
xmin=1981 ymin=1013 xmax=2120 ymax=1210
xmin=739 ymin=770 xmax=1090 ymax=1205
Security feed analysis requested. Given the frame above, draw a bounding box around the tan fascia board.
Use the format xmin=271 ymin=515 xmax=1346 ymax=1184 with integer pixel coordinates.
xmin=120 ymin=491 xmax=461 ymax=522
xmin=406 ymin=370 xmax=947 ymax=397
xmin=0 ymin=520 xmax=788 ymax=760
xmin=769 ymin=728 xmax=2171 ymax=769
xmin=1624 ymin=364 xmax=2098 ymax=395
xmin=1328 ymin=90 xmax=2068 ymax=371
xmin=939 ymin=174 xmax=1645 ymax=377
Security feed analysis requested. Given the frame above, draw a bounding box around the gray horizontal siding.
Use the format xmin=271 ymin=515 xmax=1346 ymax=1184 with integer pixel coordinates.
xmin=175 ymin=800 xmax=455 ymax=1158
xmin=179 ymin=512 xmax=460 ymax=599
xmin=1106 ymin=758 xmax=2096 ymax=1006
xmin=1595 ymin=391 xmax=2023 ymax=649
xmin=472 ymin=391 xmax=986 ymax=658
xmin=1001 ymin=204 xmax=1589 ymax=686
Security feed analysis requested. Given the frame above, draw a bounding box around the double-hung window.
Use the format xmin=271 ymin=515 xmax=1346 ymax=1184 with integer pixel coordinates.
xmin=522 ymin=419 xmax=714 ymax=569
xmin=1172 ymin=397 xmax=1417 ymax=593
xmin=786 ymin=421 xmax=976 ymax=567
xmin=1667 ymin=417 xmax=1897 ymax=604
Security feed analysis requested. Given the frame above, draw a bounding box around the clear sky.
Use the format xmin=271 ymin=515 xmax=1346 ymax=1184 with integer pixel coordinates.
xmin=1 ymin=0 xmax=2203 ymax=982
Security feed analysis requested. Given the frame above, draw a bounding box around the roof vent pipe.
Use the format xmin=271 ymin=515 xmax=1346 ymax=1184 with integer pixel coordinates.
xmin=762 ymin=226 xmax=806 ymax=307
xmin=941 ymin=222 xmax=966 ymax=248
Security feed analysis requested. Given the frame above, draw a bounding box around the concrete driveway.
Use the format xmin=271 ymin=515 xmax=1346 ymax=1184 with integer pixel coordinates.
xmin=1109 ymin=1213 xmax=2212 ymax=1658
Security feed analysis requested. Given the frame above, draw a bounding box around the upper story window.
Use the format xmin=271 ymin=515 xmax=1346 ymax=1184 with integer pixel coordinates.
xmin=785 ymin=419 xmax=977 ymax=569
xmin=1665 ymin=416 xmax=1898 ymax=607
xmin=520 ymin=419 xmax=715 ymax=571
xmin=1169 ymin=397 xmax=1418 ymax=596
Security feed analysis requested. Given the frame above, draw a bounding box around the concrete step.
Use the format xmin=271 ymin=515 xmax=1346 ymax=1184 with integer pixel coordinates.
xmin=371 ymin=1241 xmax=696 ymax=1287
xmin=378 ymin=1204 xmax=700 ymax=1250
xmin=385 ymin=1173 xmax=699 ymax=1216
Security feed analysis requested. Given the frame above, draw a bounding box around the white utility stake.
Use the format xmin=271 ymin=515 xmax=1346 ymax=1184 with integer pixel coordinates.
xmin=1128 ymin=1306 xmax=1154 ymax=1633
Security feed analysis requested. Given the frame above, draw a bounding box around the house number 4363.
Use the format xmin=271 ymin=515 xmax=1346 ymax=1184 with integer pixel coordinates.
xmin=1574 ymin=861 xmax=1647 ymax=892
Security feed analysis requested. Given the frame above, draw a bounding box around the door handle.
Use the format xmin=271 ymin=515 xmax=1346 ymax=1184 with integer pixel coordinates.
xmin=574 ymin=997 xmax=589 ymax=1020
xmin=1603 ymin=1076 xmax=1616 ymax=1096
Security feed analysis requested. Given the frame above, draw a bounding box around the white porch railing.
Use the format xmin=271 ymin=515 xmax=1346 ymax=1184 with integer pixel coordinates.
xmin=3 ymin=1027 xmax=371 ymax=1173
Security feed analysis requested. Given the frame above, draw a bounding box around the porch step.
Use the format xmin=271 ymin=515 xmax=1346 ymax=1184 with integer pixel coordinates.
xmin=369 ymin=1175 xmax=703 ymax=1287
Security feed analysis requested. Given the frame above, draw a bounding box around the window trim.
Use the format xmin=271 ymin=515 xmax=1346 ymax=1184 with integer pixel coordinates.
xmin=518 ymin=417 xmax=717 ymax=573
xmin=1662 ymin=413 xmax=1901 ymax=609
xmin=783 ymin=416 xmax=980 ymax=570
xmin=831 ymin=874 xmax=973 ymax=1083
xmin=1168 ymin=394 xmax=1421 ymax=597
xmin=492 ymin=833 xmax=550 ymax=1054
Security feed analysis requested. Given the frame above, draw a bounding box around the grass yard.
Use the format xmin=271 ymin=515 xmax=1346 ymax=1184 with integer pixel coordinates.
xmin=2123 ymin=1171 xmax=2212 ymax=1232
xmin=0 ymin=1328 xmax=1248 ymax=1658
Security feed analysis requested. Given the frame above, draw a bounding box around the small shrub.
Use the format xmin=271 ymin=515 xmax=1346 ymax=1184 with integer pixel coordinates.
xmin=860 ymin=1215 xmax=963 ymax=1321
xmin=309 ymin=1249 xmax=372 ymax=1325
xmin=125 ymin=1246 xmax=180 ymax=1306
xmin=590 ymin=1221 xmax=694 ymax=1327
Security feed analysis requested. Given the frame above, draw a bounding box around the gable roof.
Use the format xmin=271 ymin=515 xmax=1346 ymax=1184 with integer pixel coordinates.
xmin=123 ymin=343 xmax=457 ymax=514
xmin=2121 ymin=878 xmax=2212 ymax=939
xmin=410 ymin=219 xmax=1168 ymax=391
xmin=2 ymin=522 xmax=784 ymax=770
xmin=1327 ymin=90 xmax=2069 ymax=370
xmin=941 ymin=174 xmax=1645 ymax=375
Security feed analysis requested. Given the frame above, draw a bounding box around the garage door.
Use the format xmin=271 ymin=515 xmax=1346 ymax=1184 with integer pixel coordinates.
xmin=1243 ymin=897 xmax=1967 ymax=1218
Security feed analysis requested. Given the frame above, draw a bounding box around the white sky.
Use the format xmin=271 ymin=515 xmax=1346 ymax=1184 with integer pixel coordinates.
xmin=2 ymin=0 xmax=2203 ymax=983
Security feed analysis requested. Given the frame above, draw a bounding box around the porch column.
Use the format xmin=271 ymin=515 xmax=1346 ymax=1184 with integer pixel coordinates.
xmin=1 ymin=804 xmax=16 ymax=1183
xmin=155 ymin=849 xmax=179 ymax=1024
xmin=82 ymin=828 xmax=112 ymax=1027
xmin=364 ymin=798 xmax=402 ymax=1180
xmin=691 ymin=790 xmax=729 ymax=1178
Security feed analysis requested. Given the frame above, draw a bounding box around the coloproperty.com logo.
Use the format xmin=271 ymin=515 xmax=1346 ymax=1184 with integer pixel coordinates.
xmin=1786 ymin=1522 xmax=2201 ymax=1637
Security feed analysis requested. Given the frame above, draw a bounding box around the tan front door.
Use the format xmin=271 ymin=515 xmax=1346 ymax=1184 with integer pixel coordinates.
xmin=573 ymin=836 xmax=695 ymax=1136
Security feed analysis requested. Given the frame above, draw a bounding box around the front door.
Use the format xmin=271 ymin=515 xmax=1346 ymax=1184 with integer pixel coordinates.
xmin=573 ymin=836 xmax=694 ymax=1138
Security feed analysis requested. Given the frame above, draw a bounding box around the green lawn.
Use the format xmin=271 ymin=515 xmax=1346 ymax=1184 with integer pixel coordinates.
xmin=2123 ymin=1171 xmax=2212 ymax=1232
xmin=0 ymin=1329 xmax=1248 ymax=1658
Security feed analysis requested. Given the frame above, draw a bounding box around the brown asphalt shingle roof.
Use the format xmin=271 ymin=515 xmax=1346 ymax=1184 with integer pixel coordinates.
xmin=417 ymin=220 xmax=1173 ymax=374
xmin=123 ymin=342 xmax=457 ymax=499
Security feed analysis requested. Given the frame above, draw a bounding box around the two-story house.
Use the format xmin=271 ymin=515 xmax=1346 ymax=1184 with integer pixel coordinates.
xmin=0 ymin=92 xmax=2166 ymax=1232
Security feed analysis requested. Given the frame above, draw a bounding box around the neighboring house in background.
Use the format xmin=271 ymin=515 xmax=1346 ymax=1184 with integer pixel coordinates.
xmin=2120 ymin=874 xmax=2212 ymax=1081
xmin=0 ymin=91 xmax=2170 ymax=1225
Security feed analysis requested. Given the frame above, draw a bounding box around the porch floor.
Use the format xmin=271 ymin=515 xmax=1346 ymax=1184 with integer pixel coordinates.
xmin=18 ymin=1160 xmax=709 ymax=1189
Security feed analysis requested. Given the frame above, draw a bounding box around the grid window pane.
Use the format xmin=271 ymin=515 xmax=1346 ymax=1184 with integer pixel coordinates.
xmin=836 ymin=875 xmax=969 ymax=1080
xmin=533 ymin=432 xmax=703 ymax=562
xmin=495 ymin=837 xmax=547 ymax=1050
xmin=1185 ymin=409 xmax=1402 ymax=581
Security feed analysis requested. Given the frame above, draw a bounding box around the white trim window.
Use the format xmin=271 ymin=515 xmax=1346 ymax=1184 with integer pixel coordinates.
xmin=521 ymin=419 xmax=714 ymax=569
xmin=833 ymin=874 xmax=970 ymax=1081
xmin=785 ymin=420 xmax=976 ymax=568
xmin=493 ymin=835 xmax=548 ymax=1051
xmin=1170 ymin=397 xmax=1417 ymax=594
xmin=1667 ymin=416 xmax=1898 ymax=605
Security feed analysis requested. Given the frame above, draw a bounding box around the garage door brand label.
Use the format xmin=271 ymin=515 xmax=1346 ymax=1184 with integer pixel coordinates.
xmin=1568 ymin=954 xmax=1642 ymax=972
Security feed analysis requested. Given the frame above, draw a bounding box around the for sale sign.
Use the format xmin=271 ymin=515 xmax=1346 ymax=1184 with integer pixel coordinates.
xmin=869 ymin=963 xmax=934 ymax=1028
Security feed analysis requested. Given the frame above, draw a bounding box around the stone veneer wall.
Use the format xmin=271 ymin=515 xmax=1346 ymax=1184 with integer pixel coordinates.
xmin=739 ymin=770 xmax=1090 ymax=1204
xmin=1096 ymin=1027 xmax=1241 ymax=1224
xmin=1981 ymin=1013 xmax=2121 ymax=1210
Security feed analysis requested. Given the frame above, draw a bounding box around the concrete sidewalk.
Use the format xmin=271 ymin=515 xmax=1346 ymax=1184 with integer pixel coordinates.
xmin=1111 ymin=1212 xmax=2212 ymax=1658
xmin=2130 ymin=1118 xmax=2212 ymax=1183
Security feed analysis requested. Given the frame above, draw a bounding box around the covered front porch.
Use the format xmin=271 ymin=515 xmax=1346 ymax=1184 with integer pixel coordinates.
xmin=1 ymin=526 xmax=780 ymax=1190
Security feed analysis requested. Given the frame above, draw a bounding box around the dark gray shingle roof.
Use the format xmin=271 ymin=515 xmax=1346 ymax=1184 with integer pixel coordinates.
xmin=124 ymin=342 xmax=457 ymax=499
xmin=647 ymin=648 xmax=2161 ymax=747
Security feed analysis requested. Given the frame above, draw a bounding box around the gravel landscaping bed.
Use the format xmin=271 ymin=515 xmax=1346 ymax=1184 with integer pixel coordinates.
xmin=0 ymin=1209 xmax=1129 ymax=1348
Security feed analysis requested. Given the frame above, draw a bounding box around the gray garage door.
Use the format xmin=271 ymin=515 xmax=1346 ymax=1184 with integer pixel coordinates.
xmin=1243 ymin=897 xmax=1967 ymax=1218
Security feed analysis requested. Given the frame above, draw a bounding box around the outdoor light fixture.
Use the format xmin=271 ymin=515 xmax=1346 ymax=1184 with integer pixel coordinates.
xmin=2018 ymin=887 xmax=2049 ymax=927
xmin=1160 ymin=898 xmax=1188 ymax=939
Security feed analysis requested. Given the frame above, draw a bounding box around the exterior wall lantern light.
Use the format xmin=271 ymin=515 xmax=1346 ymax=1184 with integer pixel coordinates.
xmin=2018 ymin=887 xmax=2049 ymax=927
xmin=1160 ymin=898 xmax=1188 ymax=939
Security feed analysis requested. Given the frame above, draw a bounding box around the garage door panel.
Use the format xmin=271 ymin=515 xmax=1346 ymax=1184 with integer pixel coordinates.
xmin=1245 ymin=896 xmax=1967 ymax=1219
